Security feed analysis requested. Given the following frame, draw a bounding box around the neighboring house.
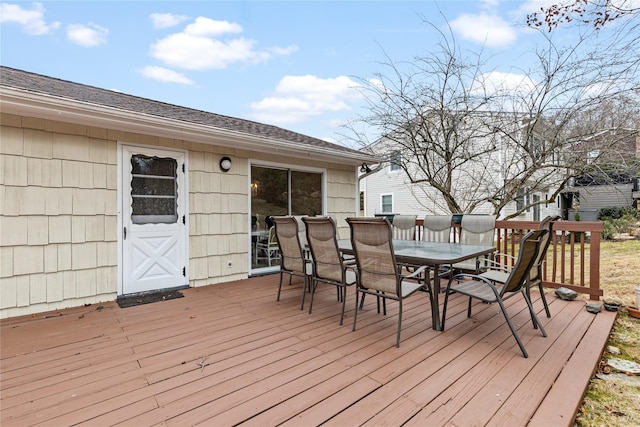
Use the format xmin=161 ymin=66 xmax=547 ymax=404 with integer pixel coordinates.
xmin=0 ymin=66 xmax=376 ymax=319
xmin=360 ymin=113 xmax=564 ymax=221
xmin=560 ymin=128 xmax=640 ymax=220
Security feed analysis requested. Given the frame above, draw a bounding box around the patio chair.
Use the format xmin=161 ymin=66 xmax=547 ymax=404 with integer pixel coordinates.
xmin=271 ymin=216 xmax=313 ymax=309
xmin=441 ymin=229 xmax=549 ymax=358
xmin=419 ymin=214 xmax=455 ymax=281
xmin=303 ymin=216 xmax=357 ymax=325
xmin=538 ymin=215 xmax=561 ymax=231
xmin=480 ymin=215 xmax=561 ymax=318
xmin=293 ymin=215 xmax=309 ymax=250
xmin=392 ymin=215 xmax=417 ymax=240
xmin=451 ymin=215 xmax=496 ymax=274
xmin=422 ymin=215 xmax=452 ymax=243
xmin=346 ymin=217 xmax=432 ymax=348
xmin=254 ymin=226 xmax=280 ymax=266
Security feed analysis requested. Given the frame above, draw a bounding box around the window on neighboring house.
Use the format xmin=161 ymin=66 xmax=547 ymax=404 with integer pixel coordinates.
xmin=389 ymin=152 xmax=401 ymax=172
xmin=381 ymin=194 xmax=393 ymax=213
xmin=516 ymin=187 xmax=526 ymax=211
xmin=587 ymin=150 xmax=600 ymax=164
xmin=530 ymin=136 xmax=545 ymax=160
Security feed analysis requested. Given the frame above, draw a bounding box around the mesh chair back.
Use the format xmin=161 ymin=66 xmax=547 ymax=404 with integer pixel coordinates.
xmin=538 ymin=215 xmax=561 ymax=231
xmin=392 ymin=215 xmax=417 ymax=240
xmin=422 ymin=215 xmax=452 ymax=242
xmin=460 ymin=215 xmax=496 ymax=246
xmin=502 ymin=229 xmax=547 ymax=294
xmin=293 ymin=215 xmax=308 ymax=249
xmin=529 ymin=215 xmax=560 ymax=282
xmin=304 ymin=217 xmax=343 ymax=283
xmin=347 ymin=217 xmax=398 ymax=294
xmin=271 ymin=216 xmax=306 ymax=275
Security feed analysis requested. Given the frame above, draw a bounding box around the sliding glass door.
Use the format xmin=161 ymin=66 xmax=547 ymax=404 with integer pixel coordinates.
xmin=250 ymin=164 xmax=323 ymax=273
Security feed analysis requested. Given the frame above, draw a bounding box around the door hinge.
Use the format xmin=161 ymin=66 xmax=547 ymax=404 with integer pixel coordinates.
xmin=182 ymin=267 xmax=186 ymax=277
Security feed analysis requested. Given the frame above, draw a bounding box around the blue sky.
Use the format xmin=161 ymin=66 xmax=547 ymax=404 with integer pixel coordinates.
xmin=0 ymin=1 xmax=624 ymax=145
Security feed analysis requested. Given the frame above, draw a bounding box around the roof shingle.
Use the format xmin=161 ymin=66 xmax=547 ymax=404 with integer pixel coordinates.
xmin=1 ymin=66 xmax=365 ymax=157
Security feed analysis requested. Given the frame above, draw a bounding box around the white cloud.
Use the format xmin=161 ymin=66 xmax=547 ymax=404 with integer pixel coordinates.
xmin=66 ymin=23 xmax=108 ymax=47
xmin=150 ymin=13 xmax=189 ymax=29
xmin=477 ymin=71 xmax=537 ymax=95
xmin=471 ymin=71 xmax=539 ymax=111
xmin=183 ymin=17 xmax=242 ymax=37
xmin=249 ymin=75 xmax=363 ymax=125
xmin=149 ymin=17 xmax=296 ymax=70
xmin=139 ymin=66 xmax=193 ymax=85
xmin=0 ymin=2 xmax=60 ymax=35
xmin=450 ymin=12 xmax=517 ymax=48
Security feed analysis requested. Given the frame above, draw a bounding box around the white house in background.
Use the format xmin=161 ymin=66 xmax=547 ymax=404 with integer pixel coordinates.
xmin=0 ymin=66 xmax=377 ymax=319
xmin=359 ymin=113 xmax=564 ymax=221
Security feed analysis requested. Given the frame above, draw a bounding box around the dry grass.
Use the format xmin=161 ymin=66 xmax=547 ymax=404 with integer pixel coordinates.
xmin=597 ymin=239 xmax=640 ymax=305
xmin=575 ymin=239 xmax=640 ymax=427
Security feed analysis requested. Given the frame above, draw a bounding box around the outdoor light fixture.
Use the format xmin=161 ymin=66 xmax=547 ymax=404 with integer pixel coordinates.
xmin=360 ymin=163 xmax=372 ymax=173
xmin=220 ymin=156 xmax=232 ymax=172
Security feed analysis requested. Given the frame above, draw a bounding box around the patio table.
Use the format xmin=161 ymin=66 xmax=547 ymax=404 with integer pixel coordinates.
xmin=338 ymin=239 xmax=496 ymax=330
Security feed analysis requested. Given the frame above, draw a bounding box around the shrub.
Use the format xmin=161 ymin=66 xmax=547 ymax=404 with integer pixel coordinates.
xmin=598 ymin=206 xmax=639 ymax=221
xmin=600 ymin=214 xmax=638 ymax=239
xmin=601 ymin=219 xmax=616 ymax=240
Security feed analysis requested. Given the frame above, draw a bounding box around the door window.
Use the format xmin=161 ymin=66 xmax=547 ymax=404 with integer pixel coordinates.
xmin=130 ymin=155 xmax=178 ymax=224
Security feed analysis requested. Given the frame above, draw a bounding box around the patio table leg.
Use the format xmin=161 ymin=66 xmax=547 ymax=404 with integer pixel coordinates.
xmin=432 ymin=263 xmax=441 ymax=330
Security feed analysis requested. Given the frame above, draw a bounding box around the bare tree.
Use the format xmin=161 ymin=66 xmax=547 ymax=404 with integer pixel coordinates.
xmin=527 ymin=0 xmax=640 ymax=31
xmin=345 ymin=20 xmax=640 ymax=218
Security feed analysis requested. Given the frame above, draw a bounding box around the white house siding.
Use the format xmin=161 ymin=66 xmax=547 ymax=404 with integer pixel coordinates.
xmin=361 ymin=123 xmax=564 ymax=221
xmin=1 ymin=113 xmax=358 ymax=318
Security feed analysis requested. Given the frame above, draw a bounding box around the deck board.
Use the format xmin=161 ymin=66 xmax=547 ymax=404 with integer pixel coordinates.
xmin=1 ymin=274 xmax=616 ymax=427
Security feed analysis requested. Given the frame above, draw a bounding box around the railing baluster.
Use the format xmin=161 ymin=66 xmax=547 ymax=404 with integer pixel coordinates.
xmin=411 ymin=217 xmax=602 ymax=300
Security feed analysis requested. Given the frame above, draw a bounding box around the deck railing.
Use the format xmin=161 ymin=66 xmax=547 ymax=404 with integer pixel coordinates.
xmin=415 ymin=218 xmax=603 ymax=300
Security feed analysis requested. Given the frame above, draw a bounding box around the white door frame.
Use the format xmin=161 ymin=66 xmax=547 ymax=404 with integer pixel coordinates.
xmin=117 ymin=142 xmax=189 ymax=295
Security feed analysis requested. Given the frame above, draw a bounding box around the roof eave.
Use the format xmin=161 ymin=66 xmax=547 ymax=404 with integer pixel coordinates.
xmin=0 ymin=87 xmax=378 ymax=166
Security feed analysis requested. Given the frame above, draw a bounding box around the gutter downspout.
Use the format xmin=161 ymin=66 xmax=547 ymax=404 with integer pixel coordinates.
xmin=356 ymin=163 xmax=385 ymax=216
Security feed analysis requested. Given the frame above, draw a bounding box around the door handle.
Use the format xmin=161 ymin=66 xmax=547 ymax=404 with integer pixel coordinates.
xmin=124 ymin=227 xmax=127 ymax=240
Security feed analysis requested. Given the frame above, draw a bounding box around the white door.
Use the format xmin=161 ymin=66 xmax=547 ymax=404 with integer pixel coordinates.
xmin=121 ymin=146 xmax=187 ymax=295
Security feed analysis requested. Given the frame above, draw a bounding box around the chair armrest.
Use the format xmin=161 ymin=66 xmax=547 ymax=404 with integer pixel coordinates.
xmin=480 ymin=253 xmax=516 ymax=272
xmin=402 ymin=265 xmax=429 ymax=280
xmin=342 ymin=257 xmax=357 ymax=266
xmin=450 ymin=273 xmax=501 ymax=293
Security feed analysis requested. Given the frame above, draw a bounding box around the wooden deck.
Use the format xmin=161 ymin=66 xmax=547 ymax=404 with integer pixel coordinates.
xmin=1 ymin=274 xmax=616 ymax=426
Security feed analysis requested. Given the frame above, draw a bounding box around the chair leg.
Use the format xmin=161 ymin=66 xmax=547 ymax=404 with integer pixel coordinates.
xmin=496 ymin=297 xmax=529 ymax=358
xmin=522 ymin=289 xmax=547 ymax=337
xmin=308 ymin=278 xmax=317 ymax=314
xmin=358 ymin=291 xmax=385 ymax=314
xmin=467 ymin=297 xmax=473 ymax=317
xmin=382 ymin=293 xmax=387 ymax=315
xmin=538 ymin=283 xmax=551 ymax=318
xmin=441 ymin=282 xmax=452 ymax=331
xmin=339 ymin=286 xmax=347 ymax=326
xmin=396 ymin=299 xmax=403 ymax=348
xmin=300 ymin=275 xmax=308 ymax=310
xmin=277 ymin=271 xmax=284 ymax=301
xmin=353 ymin=290 xmax=360 ymax=331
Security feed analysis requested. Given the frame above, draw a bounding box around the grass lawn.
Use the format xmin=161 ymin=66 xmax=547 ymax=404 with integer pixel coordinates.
xmin=575 ymin=239 xmax=640 ymax=427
